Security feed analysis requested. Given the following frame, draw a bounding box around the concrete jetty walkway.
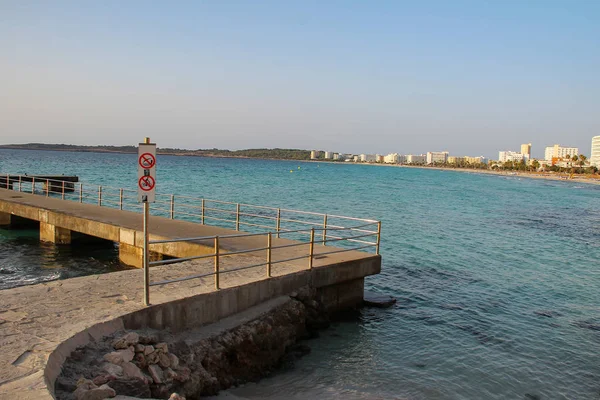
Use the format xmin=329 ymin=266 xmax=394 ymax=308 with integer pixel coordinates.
xmin=0 ymin=189 xmax=381 ymax=399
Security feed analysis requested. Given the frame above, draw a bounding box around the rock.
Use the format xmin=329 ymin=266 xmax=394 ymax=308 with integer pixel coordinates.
xmin=168 ymin=353 xmax=179 ymax=369
xmin=174 ymin=367 xmax=191 ymax=383
xmin=112 ymin=332 xmax=139 ymax=350
xmin=92 ymin=374 xmax=117 ymax=386
xmin=158 ymin=352 xmax=171 ymax=368
xmin=121 ymin=362 xmax=150 ymax=383
xmin=138 ymin=334 xmax=159 ymax=345
xmin=169 ymin=393 xmax=186 ymax=400
xmin=76 ymin=378 xmax=97 ymax=390
xmin=75 ymin=384 xmax=116 ymax=400
xmin=103 ymin=363 xmax=123 ymax=376
xmin=363 ymin=291 xmax=396 ymax=308
xmin=107 ymin=378 xmax=151 ymax=398
xmin=143 ymin=345 xmax=155 ymax=356
xmin=148 ymin=364 xmax=164 ymax=384
xmin=134 ymin=344 xmax=145 ymax=353
xmin=104 ymin=352 xmax=124 ymax=365
xmin=133 ymin=353 xmax=147 ymax=369
xmin=163 ymin=367 xmax=177 ymax=382
xmin=155 ymin=342 xmax=168 ymax=353
xmin=117 ymin=348 xmax=135 ymax=363
xmin=306 ymin=300 xmax=320 ymax=310
xmin=56 ymin=376 xmax=77 ymax=393
xmin=146 ymin=351 xmax=160 ymax=365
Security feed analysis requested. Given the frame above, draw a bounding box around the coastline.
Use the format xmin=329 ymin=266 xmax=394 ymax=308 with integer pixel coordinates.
xmin=308 ymin=159 xmax=600 ymax=186
xmin=3 ymin=145 xmax=599 ymax=187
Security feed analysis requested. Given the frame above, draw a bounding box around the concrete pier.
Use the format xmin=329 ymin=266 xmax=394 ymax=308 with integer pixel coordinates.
xmin=0 ymin=186 xmax=381 ymax=399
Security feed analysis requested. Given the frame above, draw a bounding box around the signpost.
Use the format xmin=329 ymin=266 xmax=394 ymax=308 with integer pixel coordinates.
xmin=138 ymin=138 xmax=156 ymax=306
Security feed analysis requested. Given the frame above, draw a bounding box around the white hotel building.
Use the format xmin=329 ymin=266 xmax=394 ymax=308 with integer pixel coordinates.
xmin=590 ymin=136 xmax=600 ymax=167
xmin=544 ymin=144 xmax=579 ymax=162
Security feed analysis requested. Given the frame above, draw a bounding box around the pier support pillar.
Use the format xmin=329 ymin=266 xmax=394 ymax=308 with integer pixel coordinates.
xmin=119 ymin=243 xmax=163 ymax=269
xmin=0 ymin=212 xmax=11 ymax=226
xmin=119 ymin=243 xmax=143 ymax=268
xmin=40 ymin=221 xmax=71 ymax=244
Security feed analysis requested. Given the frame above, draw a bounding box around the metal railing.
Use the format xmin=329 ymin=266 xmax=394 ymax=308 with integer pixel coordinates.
xmin=147 ymin=223 xmax=380 ymax=291
xmin=1 ymin=173 xmax=381 ymax=252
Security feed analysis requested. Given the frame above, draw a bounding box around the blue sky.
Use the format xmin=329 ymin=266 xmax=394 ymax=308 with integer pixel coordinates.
xmin=1 ymin=1 xmax=598 ymax=158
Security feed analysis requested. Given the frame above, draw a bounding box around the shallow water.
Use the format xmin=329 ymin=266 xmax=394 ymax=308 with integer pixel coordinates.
xmin=1 ymin=149 xmax=599 ymax=399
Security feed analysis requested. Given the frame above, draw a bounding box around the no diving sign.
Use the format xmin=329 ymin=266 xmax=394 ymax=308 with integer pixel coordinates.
xmin=138 ymin=142 xmax=156 ymax=203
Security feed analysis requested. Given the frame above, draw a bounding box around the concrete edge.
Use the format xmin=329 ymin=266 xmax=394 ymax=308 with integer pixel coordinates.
xmin=36 ymin=254 xmax=380 ymax=399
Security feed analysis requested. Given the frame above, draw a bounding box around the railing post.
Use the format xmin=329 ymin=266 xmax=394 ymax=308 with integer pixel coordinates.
xmin=62 ymin=180 xmax=65 ymax=200
xmin=79 ymin=183 xmax=83 ymax=203
xmin=322 ymin=214 xmax=328 ymax=245
xmin=201 ymin=199 xmax=205 ymax=225
xmin=276 ymin=208 xmax=281 ymax=238
xmin=236 ymin=203 xmax=240 ymax=231
xmin=170 ymin=195 xmax=175 ymax=219
xmin=376 ymin=221 xmax=382 ymax=255
xmin=18 ymin=175 xmax=22 ymax=192
xmin=309 ymin=228 xmax=315 ymax=269
xmin=266 ymin=232 xmax=272 ymax=277
xmin=119 ymin=189 xmax=124 ymax=210
xmin=98 ymin=186 xmax=102 ymax=206
xmin=4 ymin=173 xmax=8 ymax=190
xmin=31 ymin=177 xmax=35 ymax=194
xmin=46 ymin=179 xmax=50 ymax=197
xmin=214 ymin=236 xmax=220 ymax=290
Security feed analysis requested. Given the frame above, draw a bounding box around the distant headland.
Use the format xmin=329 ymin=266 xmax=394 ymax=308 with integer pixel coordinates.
xmin=0 ymin=143 xmax=312 ymax=161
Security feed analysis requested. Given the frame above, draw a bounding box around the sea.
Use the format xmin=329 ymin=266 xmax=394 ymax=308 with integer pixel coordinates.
xmin=1 ymin=149 xmax=599 ymax=400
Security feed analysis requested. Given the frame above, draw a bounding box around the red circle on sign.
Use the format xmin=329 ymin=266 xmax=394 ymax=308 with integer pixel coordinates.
xmin=139 ymin=153 xmax=156 ymax=169
xmin=138 ymin=176 xmax=155 ymax=191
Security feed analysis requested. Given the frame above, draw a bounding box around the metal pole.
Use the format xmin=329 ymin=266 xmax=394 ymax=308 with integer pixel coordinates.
xmin=201 ymin=199 xmax=205 ymax=225
xmin=119 ymin=189 xmax=123 ymax=210
xmin=32 ymin=177 xmax=35 ymax=194
xmin=276 ymin=208 xmax=281 ymax=238
xmin=18 ymin=175 xmax=21 ymax=192
xmin=79 ymin=183 xmax=83 ymax=203
xmin=214 ymin=236 xmax=220 ymax=290
xmin=143 ymin=136 xmax=151 ymax=306
xmin=376 ymin=221 xmax=382 ymax=255
xmin=322 ymin=214 xmax=328 ymax=245
xmin=98 ymin=186 xmax=102 ymax=206
xmin=62 ymin=180 xmax=65 ymax=200
xmin=266 ymin=232 xmax=272 ymax=277
xmin=170 ymin=195 xmax=174 ymax=219
xmin=236 ymin=203 xmax=240 ymax=231
xmin=46 ymin=179 xmax=50 ymax=197
xmin=309 ymin=228 xmax=315 ymax=269
xmin=4 ymin=173 xmax=7 ymax=190
xmin=143 ymin=201 xmax=150 ymax=306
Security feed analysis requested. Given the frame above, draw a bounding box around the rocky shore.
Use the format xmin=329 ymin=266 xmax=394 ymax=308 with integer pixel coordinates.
xmin=55 ymin=287 xmax=330 ymax=400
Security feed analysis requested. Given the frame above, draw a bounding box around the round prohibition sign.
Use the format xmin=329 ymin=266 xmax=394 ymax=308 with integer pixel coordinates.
xmin=138 ymin=175 xmax=155 ymax=191
xmin=139 ymin=153 xmax=156 ymax=169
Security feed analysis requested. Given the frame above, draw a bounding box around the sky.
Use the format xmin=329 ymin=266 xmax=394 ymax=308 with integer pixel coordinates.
xmin=1 ymin=1 xmax=599 ymax=159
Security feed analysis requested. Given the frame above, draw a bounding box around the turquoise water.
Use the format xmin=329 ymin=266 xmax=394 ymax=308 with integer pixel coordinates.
xmin=1 ymin=149 xmax=599 ymax=399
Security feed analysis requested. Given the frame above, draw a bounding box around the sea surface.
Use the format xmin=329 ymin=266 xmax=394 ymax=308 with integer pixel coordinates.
xmin=1 ymin=149 xmax=599 ymax=399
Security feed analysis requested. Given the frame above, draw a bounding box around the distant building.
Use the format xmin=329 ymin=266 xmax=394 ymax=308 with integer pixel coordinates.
xmin=426 ymin=151 xmax=449 ymax=165
xmin=332 ymin=153 xmax=340 ymax=160
xmin=359 ymin=154 xmax=377 ymax=162
xmin=447 ymin=156 xmax=465 ymax=165
xmin=376 ymin=154 xmax=384 ymax=163
xmin=544 ymin=144 xmax=578 ymax=162
xmin=310 ymin=150 xmax=320 ymax=160
xmin=499 ymin=151 xmax=528 ymax=163
xmin=383 ymin=153 xmax=399 ymax=164
xmin=465 ymin=156 xmax=487 ymax=164
xmin=520 ymin=143 xmax=532 ymax=158
xmin=353 ymin=155 xmax=359 ymax=162
xmin=590 ymin=136 xmax=600 ymax=167
xmin=324 ymin=151 xmax=332 ymax=159
xmin=406 ymin=154 xmax=426 ymax=164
